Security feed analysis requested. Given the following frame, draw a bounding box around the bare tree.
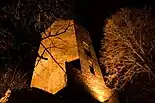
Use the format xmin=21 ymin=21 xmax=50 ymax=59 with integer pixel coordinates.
xmin=99 ymin=7 xmax=155 ymax=92
xmin=0 ymin=62 xmax=28 ymax=103
xmin=0 ymin=0 xmax=73 ymax=72
xmin=0 ymin=0 xmax=74 ymax=102
xmin=0 ymin=0 xmax=73 ymax=57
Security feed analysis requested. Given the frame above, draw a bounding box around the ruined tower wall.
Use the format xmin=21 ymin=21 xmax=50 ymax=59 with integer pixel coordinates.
xmin=31 ymin=19 xmax=113 ymax=102
xmin=74 ymin=24 xmax=103 ymax=79
xmin=70 ymin=24 xmax=112 ymax=102
xmin=31 ymin=20 xmax=79 ymax=94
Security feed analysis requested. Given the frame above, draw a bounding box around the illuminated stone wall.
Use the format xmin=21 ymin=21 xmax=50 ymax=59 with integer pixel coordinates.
xmin=72 ymin=24 xmax=112 ymax=102
xmin=31 ymin=20 xmax=79 ymax=94
xmin=31 ymin=19 xmax=114 ymax=102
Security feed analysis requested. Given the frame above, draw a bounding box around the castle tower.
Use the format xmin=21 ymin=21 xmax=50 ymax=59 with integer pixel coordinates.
xmin=31 ymin=19 xmax=112 ymax=102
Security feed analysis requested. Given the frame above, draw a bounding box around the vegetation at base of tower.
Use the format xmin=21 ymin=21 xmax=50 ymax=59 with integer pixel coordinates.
xmin=0 ymin=63 xmax=28 ymax=103
xmin=99 ymin=7 xmax=155 ymax=102
xmin=0 ymin=0 xmax=74 ymax=102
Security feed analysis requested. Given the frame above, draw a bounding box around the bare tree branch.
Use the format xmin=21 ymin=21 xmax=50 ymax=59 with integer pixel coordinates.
xmin=99 ymin=7 xmax=155 ymax=92
xmin=40 ymin=42 xmax=66 ymax=73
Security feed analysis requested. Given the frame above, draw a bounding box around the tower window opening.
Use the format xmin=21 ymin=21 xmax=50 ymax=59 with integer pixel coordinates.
xmin=89 ymin=64 xmax=95 ymax=75
xmin=89 ymin=60 xmax=95 ymax=75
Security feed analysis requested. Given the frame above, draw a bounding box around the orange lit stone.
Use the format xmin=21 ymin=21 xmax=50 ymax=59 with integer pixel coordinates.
xmin=31 ymin=20 xmax=79 ymax=94
xmin=31 ymin=19 xmax=113 ymax=102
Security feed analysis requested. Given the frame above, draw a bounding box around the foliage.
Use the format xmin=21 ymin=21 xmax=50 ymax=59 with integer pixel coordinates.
xmin=99 ymin=7 xmax=155 ymax=91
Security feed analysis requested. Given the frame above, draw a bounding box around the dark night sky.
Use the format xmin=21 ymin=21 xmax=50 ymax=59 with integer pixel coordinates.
xmin=73 ymin=0 xmax=153 ymax=55
xmin=0 ymin=0 xmax=153 ymax=53
xmin=0 ymin=0 xmax=153 ymax=55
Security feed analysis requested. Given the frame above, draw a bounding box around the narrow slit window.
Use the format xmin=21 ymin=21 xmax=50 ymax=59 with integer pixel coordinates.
xmin=89 ymin=64 xmax=95 ymax=75
xmin=88 ymin=60 xmax=95 ymax=75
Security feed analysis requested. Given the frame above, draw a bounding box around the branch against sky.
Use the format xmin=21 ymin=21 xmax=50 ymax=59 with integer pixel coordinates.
xmin=99 ymin=7 xmax=155 ymax=91
xmin=0 ymin=0 xmax=74 ymax=66
xmin=0 ymin=28 xmax=14 ymax=53
xmin=2 ymin=0 xmax=73 ymax=34
xmin=0 ymin=0 xmax=74 ymax=57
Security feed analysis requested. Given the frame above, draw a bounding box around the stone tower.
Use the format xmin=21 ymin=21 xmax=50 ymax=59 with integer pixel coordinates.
xmin=31 ymin=19 xmax=112 ymax=102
